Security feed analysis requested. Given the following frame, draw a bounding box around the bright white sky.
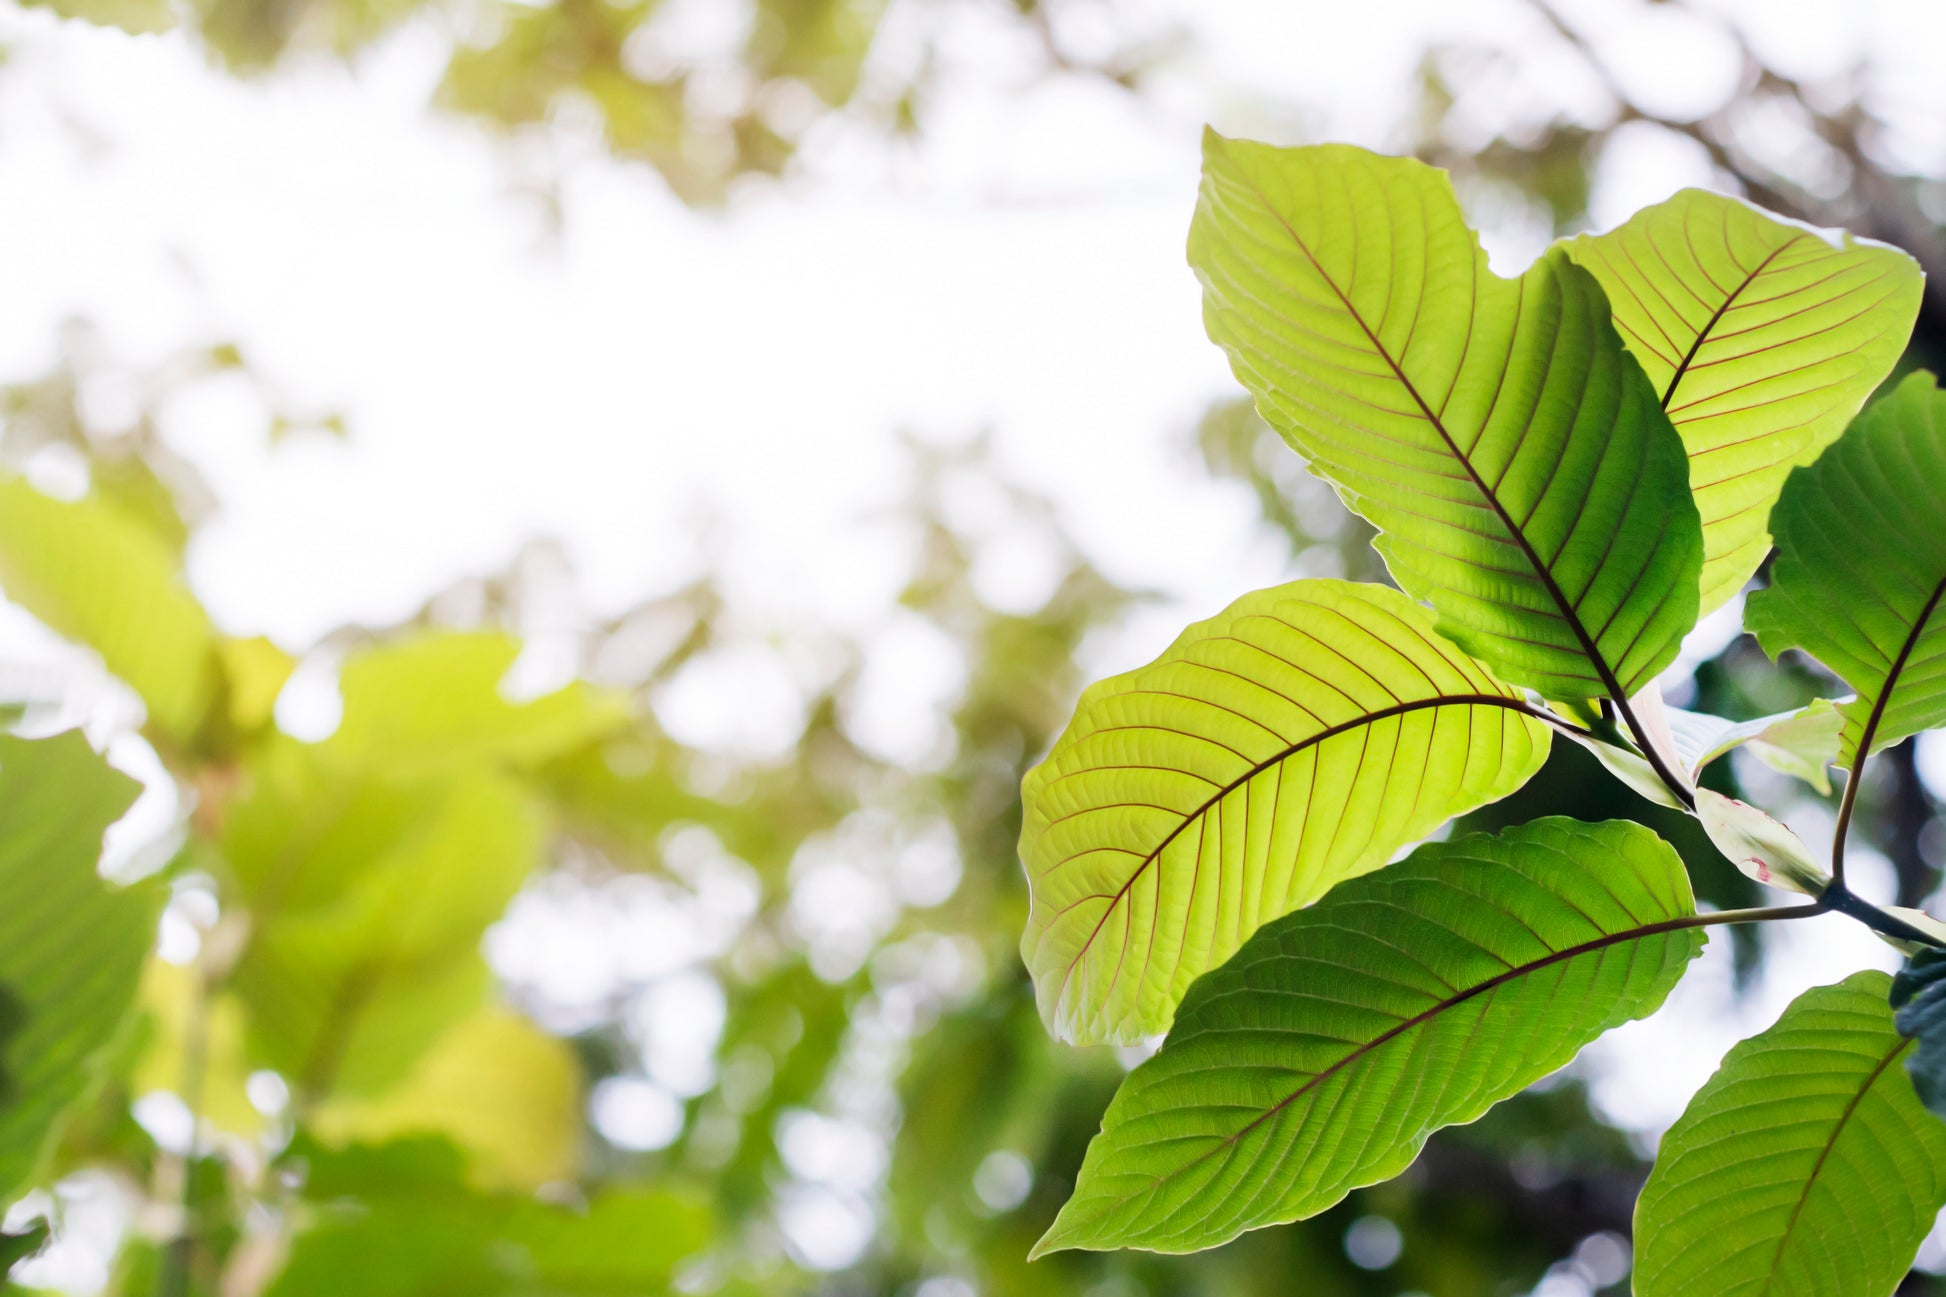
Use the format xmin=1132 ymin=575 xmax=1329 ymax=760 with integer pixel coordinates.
xmin=7 ymin=2 xmax=1946 ymax=1277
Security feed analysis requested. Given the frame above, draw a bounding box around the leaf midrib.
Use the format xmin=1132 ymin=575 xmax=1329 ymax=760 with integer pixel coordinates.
xmin=1048 ymin=692 xmax=1551 ymax=1018
xmin=1853 ymin=574 xmax=1946 ymax=764
xmin=1233 ymin=169 xmax=1642 ymax=708
xmin=1758 ymin=1034 xmax=1910 ymax=1292
xmin=1659 ymin=236 xmax=1802 ymax=411
xmin=1084 ymin=906 xmax=1700 ymax=1227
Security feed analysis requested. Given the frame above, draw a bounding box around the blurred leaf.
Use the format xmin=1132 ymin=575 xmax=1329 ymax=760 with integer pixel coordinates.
xmin=131 ymin=958 xmax=262 ymax=1139
xmin=1748 ymin=372 xmax=1946 ymax=767
xmin=1020 ymin=579 xmax=1552 ymax=1045
xmin=1189 ymin=133 xmax=1703 ymax=699
xmin=0 ymin=731 xmax=155 ymax=1201
xmin=501 ymin=1188 xmax=715 ymax=1290
xmin=324 ymin=633 xmax=629 ymax=779
xmin=0 ymin=480 xmax=217 ymax=745
xmin=1037 ymin=818 xmax=1701 ymax=1256
xmin=231 ymin=768 xmax=543 ymax=1098
xmin=0 ymin=1219 xmax=48 ymax=1276
xmin=296 ymin=1131 xmax=468 ymax=1196
xmin=273 ymin=1136 xmax=713 ymax=1297
xmin=1566 ymin=191 xmax=1921 ymax=614
xmin=312 ymin=1006 xmax=581 ymax=1190
xmin=216 ymin=636 xmax=295 ymax=736
xmin=17 ymin=0 xmax=173 ymax=33
xmin=1637 ymin=972 xmax=1946 ymax=1296
xmin=696 ymin=961 xmax=851 ymax=1220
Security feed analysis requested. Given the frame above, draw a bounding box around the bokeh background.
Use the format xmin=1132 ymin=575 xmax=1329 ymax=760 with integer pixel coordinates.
xmin=7 ymin=0 xmax=1946 ymax=1293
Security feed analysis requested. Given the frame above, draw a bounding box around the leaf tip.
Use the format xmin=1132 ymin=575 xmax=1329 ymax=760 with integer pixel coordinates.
xmin=1026 ymin=1223 xmax=1072 ymax=1261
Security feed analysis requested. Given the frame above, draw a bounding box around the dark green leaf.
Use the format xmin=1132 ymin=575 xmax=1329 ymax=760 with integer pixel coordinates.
xmin=1747 ymin=371 xmax=1946 ymax=767
xmin=1636 ymin=972 xmax=1946 ymax=1296
xmin=1891 ymin=947 xmax=1946 ymax=1118
xmin=1035 ymin=817 xmax=1702 ymax=1255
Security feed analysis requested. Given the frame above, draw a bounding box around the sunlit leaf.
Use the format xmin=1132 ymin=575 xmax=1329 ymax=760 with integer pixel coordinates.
xmin=1747 ymin=372 xmax=1946 ymax=767
xmin=0 ymin=480 xmax=217 ymax=744
xmin=1035 ymin=818 xmax=1701 ymax=1255
xmin=1190 ymin=134 xmax=1703 ymax=699
xmin=311 ymin=1006 xmax=581 ymax=1190
xmin=1567 ymin=191 xmax=1921 ymax=613
xmin=1020 ymin=579 xmax=1552 ymax=1045
xmin=0 ymin=732 xmax=155 ymax=1200
xmin=1636 ymin=972 xmax=1946 ymax=1296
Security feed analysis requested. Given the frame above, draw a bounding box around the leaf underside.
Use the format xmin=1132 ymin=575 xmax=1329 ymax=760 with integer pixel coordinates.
xmin=1036 ymin=817 xmax=1701 ymax=1256
xmin=1189 ymin=133 xmax=1703 ymax=700
xmin=1636 ymin=972 xmax=1946 ymax=1297
xmin=1747 ymin=372 xmax=1946 ymax=768
xmin=1567 ymin=190 xmax=1921 ymax=615
xmin=1019 ymin=580 xmax=1551 ymax=1045
xmin=1574 ymin=698 xmax=1843 ymax=809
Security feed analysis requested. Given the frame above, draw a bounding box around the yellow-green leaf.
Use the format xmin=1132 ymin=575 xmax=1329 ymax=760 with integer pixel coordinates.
xmin=0 ymin=480 xmax=217 ymax=744
xmin=1568 ymin=191 xmax=1921 ymax=613
xmin=1190 ymin=134 xmax=1703 ymax=699
xmin=1020 ymin=579 xmax=1551 ymax=1045
xmin=311 ymin=1006 xmax=581 ymax=1190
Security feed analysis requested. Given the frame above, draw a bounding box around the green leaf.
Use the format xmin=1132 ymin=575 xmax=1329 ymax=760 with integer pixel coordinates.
xmin=1890 ymin=947 xmax=1946 ymax=1117
xmin=132 ymin=959 xmax=263 ymax=1139
xmin=1189 ymin=134 xmax=1703 ymax=700
xmin=1636 ymin=972 xmax=1946 ymax=1297
xmin=219 ymin=630 xmax=618 ymax=1098
xmin=0 ymin=1220 xmax=49 ymax=1277
xmin=311 ymin=1006 xmax=581 ymax=1189
xmin=0 ymin=732 xmax=155 ymax=1201
xmin=323 ymin=633 xmax=629 ymax=779
xmin=0 ymin=480 xmax=217 ymax=744
xmin=230 ymin=769 xmax=543 ymax=1098
xmin=1747 ymin=371 xmax=1946 ymax=767
xmin=1020 ymin=579 xmax=1552 ymax=1045
xmin=17 ymin=0 xmax=174 ymax=35
xmin=1566 ymin=191 xmax=1921 ymax=614
xmin=271 ymin=1136 xmax=714 ymax=1297
xmin=1035 ymin=817 xmax=1702 ymax=1256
